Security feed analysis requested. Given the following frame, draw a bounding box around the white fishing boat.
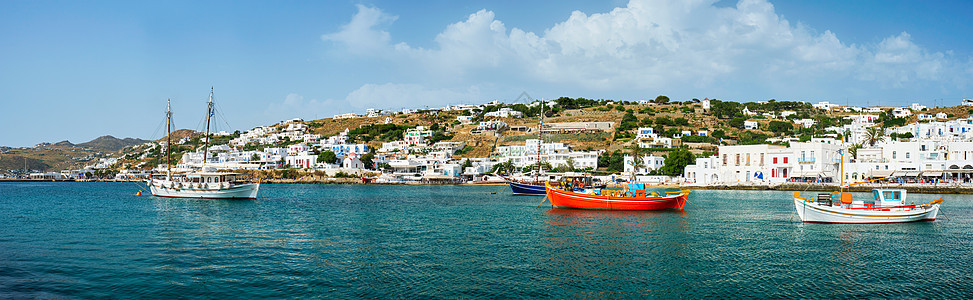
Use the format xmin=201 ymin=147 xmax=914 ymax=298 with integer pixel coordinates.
xmin=793 ymin=189 xmax=941 ymax=224
xmin=148 ymin=88 xmax=260 ymax=199
xmin=792 ymin=148 xmax=940 ymax=223
xmin=149 ymin=171 xmax=259 ymax=199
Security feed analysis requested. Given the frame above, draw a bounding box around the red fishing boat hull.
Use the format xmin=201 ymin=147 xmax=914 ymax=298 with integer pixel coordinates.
xmin=546 ymin=186 xmax=687 ymax=210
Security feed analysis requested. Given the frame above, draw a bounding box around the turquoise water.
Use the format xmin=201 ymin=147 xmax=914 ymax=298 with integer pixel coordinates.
xmin=2 ymin=182 xmax=972 ymax=298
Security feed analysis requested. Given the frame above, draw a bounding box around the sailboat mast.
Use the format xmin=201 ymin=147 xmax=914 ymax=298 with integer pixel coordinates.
xmin=202 ymin=87 xmax=214 ymax=167
xmin=535 ymin=100 xmax=543 ymax=184
xmin=839 ymin=149 xmax=845 ymax=192
xmin=166 ymin=98 xmax=172 ymax=179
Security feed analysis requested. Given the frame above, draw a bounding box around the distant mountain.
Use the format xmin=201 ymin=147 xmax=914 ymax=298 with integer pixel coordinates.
xmin=78 ymin=135 xmax=151 ymax=152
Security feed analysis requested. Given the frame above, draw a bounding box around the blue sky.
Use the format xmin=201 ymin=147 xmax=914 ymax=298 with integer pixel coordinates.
xmin=2 ymin=0 xmax=971 ymax=147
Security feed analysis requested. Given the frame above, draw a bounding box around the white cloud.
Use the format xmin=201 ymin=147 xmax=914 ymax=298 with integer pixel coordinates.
xmin=321 ymin=0 xmax=971 ymax=103
xmin=321 ymin=4 xmax=397 ymax=54
xmin=345 ymin=83 xmax=483 ymax=110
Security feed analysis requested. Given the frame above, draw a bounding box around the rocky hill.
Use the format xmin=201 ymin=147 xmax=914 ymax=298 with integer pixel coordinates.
xmin=78 ymin=135 xmax=152 ymax=152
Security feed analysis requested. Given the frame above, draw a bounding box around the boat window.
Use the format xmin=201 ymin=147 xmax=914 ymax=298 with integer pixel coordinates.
xmin=882 ymin=191 xmax=901 ymax=201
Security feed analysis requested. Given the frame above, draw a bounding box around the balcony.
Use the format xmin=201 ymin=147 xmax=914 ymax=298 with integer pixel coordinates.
xmin=797 ymin=157 xmax=816 ymax=164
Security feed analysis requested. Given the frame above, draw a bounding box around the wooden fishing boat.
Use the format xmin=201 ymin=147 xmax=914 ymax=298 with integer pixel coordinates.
xmin=792 ymin=149 xmax=941 ymax=223
xmin=508 ymin=180 xmax=546 ymax=195
xmin=544 ymin=182 xmax=689 ymax=210
xmin=794 ymin=189 xmax=941 ymax=224
xmin=149 ymin=88 xmax=260 ymax=200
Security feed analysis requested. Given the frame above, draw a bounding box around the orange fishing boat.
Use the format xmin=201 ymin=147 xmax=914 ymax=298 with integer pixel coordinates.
xmin=544 ymin=182 xmax=689 ymax=210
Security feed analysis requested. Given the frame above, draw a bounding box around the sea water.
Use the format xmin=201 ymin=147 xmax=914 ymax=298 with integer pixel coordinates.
xmin=1 ymin=182 xmax=972 ymax=298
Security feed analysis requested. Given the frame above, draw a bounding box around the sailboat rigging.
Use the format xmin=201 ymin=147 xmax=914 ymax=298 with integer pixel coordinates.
xmin=148 ymin=87 xmax=260 ymax=199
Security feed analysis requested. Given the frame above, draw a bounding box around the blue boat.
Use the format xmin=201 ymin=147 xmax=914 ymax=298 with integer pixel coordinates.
xmin=508 ymin=181 xmax=546 ymax=195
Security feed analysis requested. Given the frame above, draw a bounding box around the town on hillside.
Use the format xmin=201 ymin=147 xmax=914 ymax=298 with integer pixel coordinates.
xmin=7 ymin=96 xmax=973 ymax=188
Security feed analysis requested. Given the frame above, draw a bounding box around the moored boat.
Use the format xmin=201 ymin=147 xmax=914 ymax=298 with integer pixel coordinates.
xmin=508 ymin=180 xmax=546 ymax=195
xmin=794 ymin=189 xmax=941 ymax=224
xmin=792 ymin=148 xmax=941 ymax=223
xmin=148 ymin=88 xmax=260 ymax=200
xmin=545 ymin=181 xmax=689 ymax=210
xmin=149 ymin=172 xmax=259 ymax=199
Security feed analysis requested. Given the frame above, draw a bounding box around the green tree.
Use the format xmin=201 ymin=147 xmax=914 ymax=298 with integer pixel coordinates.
xmin=767 ymin=120 xmax=792 ymax=134
xmin=462 ymin=159 xmax=473 ymax=169
xmin=656 ymin=116 xmax=673 ymax=126
xmin=317 ymin=151 xmax=337 ymax=164
xmin=865 ymin=127 xmax=886 ymax=146
xmin=654 ymin=95 xmax=670 ymax=104
xmin=848 ymin=143 xmax=863 ymax=160
xmin=674 ymin=117 xmax=689 ymax=126
xmin=360 ymin=153 xmax=375 ymax=169
xmin=729 ymin=117 xmax=747 ymax=129
xmin=659 ymin=149 xmax=694 ymax=176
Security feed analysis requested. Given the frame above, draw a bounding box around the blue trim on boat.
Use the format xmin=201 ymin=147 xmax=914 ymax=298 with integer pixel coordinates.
xmin=509 ymin=181 xmax=546 ymax=195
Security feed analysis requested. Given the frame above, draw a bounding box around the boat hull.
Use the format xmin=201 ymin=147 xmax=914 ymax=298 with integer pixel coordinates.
xmin=794 ymin=198 xmax=939 ymax=224
xmin=546 ymin=186 xmax=687 ymax=210
xmin=150 ymin=182 xmax=260 ymax=199
xmin=509 ymin=181 xmax=546 ymax=195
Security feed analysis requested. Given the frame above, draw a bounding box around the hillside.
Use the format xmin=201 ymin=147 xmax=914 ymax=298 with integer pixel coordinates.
xmin=0 ymin=155 xmax=50 ymax=172
xmin=78 ymin=135 xmax=152 ymax=152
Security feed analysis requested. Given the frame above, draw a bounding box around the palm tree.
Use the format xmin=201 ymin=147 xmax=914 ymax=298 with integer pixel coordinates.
xmin=848 ymin=143 xmax=863 ymax=161
xmin=865 ymin=126 xmax=886 ymax=146
xmin=629 ymin=142 xmax=645 ymax=182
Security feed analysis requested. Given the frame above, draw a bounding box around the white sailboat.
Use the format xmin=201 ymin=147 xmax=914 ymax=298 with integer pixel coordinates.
xmin=148 ymin=88 xmax=260 ymax=199
xmin=793 ymin=149 xmax=940 ymax=223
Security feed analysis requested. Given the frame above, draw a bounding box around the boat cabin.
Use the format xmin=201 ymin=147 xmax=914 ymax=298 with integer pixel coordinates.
xmin=151 ymin=172 xmax=240 ymax=183
xmin=814 ymin=188 xmax=908 ymax=207
xmin=186 ymin=173 xmax=238 ymax=184
xmin=871 ymin=189 xmax=907 ymax=206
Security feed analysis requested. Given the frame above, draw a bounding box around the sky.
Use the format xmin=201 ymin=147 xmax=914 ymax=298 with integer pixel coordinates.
xmin=2 ymin=0 xmax=972 ymax=147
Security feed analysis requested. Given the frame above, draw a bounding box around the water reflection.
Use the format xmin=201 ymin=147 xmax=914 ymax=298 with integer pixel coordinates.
xmin=539 ymin=208 xmax=691 ymax=295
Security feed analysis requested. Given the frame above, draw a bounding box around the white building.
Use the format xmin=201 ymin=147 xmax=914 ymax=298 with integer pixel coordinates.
xmin=717 ymin=144 xmax=791 ymax=184
xmin=333 ymin=113 xmax=358 ymax=119
xmin=477 ymin=120 xmax=507 ymax=131
xmin=495 ymin=139 xmax=599 ymax=170
xmin=744 ymin=120 xmax=759 ymax=130
xmin=813 ymin=101 xmax=839 ymax=111
xmin=892 ymin=107 xmax=912 ymax=118
xmin=623 ymin=155 xmax=666 ymax=175
xmin=684 ymin=156 xmax=720 ymax=185
xmin=342 ymin=152 xmax=365 ymax=169
xmin=456 ymin=115 xmax=474 ymax=124
xmin=794 ymin=119 xmax=816 ymax=128
xmin=404 ymin=126 xmax=433 ymax=145
xmin=484 ymin=107 xmax=523 ymax=118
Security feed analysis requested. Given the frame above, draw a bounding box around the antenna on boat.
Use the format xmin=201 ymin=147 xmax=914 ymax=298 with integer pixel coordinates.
xmin=202 ymin=87 xmax=214 ymax=168
xmin=535 ymin=97 xmax=543 ymax=185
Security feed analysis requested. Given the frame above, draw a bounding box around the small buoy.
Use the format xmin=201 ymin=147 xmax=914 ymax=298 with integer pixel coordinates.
xmin=136 ymin=190 xmax=142 ymax=196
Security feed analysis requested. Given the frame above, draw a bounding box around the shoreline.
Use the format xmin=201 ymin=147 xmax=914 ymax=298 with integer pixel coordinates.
xmin=5 ymin=179 xmax=973 ymax=194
